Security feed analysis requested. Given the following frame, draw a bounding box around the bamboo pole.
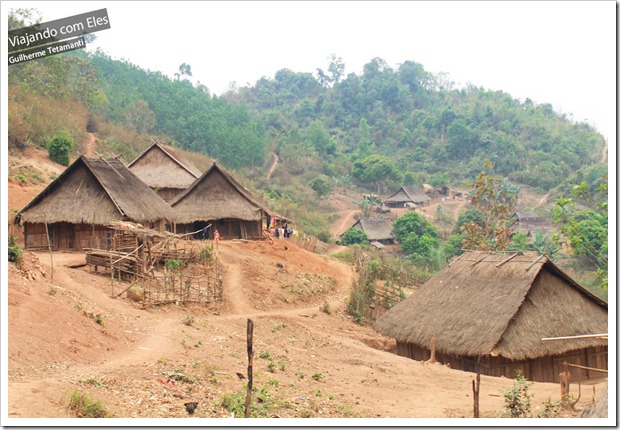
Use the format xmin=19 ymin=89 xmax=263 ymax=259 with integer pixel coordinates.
xmin=244 ymin=319 xmax=254 ymax=418
xmin=473 ymin=356 xmax=481 ymax=418
xmin=44 ymin=222 xmax=53 ymax=281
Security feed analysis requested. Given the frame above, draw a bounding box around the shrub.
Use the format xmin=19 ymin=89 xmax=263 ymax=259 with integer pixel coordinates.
xmin=339 ymin=228 xmax=368 ymax=246
xmin=68 ymin=390 xmax=112 ymax=418
xmin=47 ymin=130 xmax=74 ymax=166
xmin=8 ymin=234 xmax=23 ymax=266
xmin=500 ymin=370 xmax=533 ymax=418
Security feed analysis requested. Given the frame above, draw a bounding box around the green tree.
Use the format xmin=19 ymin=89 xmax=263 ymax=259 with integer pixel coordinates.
xmin=392 ymin=212 xmax=440 ymax=260
xmin=47 ymin=130 xmax=74 ymax=166
xmin=352 ymin=155 xmax=402 ymax=193
xmin=308 ymin=176 xmax=332 ymax=198
xmin=339 ymin=228 xmax=368 ymax=246
xmin=305 ymin=120 xmax=335 ymax=155
xmin=552 ymin=178 xmax=608 ymax=288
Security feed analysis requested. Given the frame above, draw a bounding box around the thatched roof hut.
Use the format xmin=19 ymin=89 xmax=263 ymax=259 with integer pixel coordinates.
xmin=16 ymin=156 xmax=173 ymax=250
xmin=170 ymin=161 xmax=272 ymax=240
xmin=383 ymin=186 xmax=431 ymax=207
xmin=349 ymin=218 xmax=394 ymax=244
xmin=374 ymin=251 xmax=607 ymax=382
xmin=510 ymin=211 xmax=555 ymax=238
xmin=128 ymin=142 xmax=201 ymax=201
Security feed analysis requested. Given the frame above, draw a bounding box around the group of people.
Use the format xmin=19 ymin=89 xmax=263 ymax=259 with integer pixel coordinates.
xmin=269 ymin=219 xmax=295 ymax=239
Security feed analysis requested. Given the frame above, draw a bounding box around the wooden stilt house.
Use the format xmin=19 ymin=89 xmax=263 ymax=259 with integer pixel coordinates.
xmin=127 ymin=142 xmax=202 ymax=202
xmin=374 ymin=251 xmax=608 ymax=383
xmin=15 ymin=156 xmax=174 ymax=251
xmin=170 ymin=161 xmax=272 ymax=240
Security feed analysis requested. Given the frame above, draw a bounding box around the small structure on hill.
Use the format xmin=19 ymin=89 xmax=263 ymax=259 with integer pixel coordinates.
xmin=347 ymin=218 xmax=395 ymax=245
xmin=170 ymin=161 xmax=273 ymax=240
xmin=511 ymin=212 xmax=554 ymax=238
xmin=15 ymin=156 xmax=174 ymax=251
xmin=374 ymin=251 xmax=608 ymax=383
xmin=128 ymin=142 xmax=202 ymax=202
xmin=383 ymin=186 xmax=431 ymax=208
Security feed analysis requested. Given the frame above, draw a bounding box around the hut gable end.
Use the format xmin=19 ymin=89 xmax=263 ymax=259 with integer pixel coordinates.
xmin=496 ymin=269 xmax=608 ymax=360
xmin=171 ymin=164 xmax=265 ymax=222
xmin=17 ymin=160 xmax=120 ymax=225
xmin=128 ymin=143 xmax=201 ymax=189
xmin=16 ymin=156 xmax=173 ymax=226
xmin=374 ymin=252 xmax=608 ymax=361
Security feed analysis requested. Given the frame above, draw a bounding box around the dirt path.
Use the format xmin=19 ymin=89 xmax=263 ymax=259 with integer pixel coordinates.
xmin=7 ymin=244 xmax=601 ymax=420
xmin=81 ymin=132 xmax=96 ymax=157
xmin=266 ymin=152 xmax=278 ymax=180
xmin=601 ymin=139 xmax=608 ymax=163
xmin=330 ymin=209 xmax=360 ymax=239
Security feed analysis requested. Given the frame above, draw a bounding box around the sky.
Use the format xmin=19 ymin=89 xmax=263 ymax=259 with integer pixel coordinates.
xmin=2 ymin=1 xmax=616 ymax=140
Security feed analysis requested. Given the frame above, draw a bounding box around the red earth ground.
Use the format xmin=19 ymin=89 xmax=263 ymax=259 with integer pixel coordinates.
xmin=6 ymin=149 xmax=606 ymax=422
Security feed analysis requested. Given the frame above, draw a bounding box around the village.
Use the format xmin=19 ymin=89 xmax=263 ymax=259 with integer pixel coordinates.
xmin=6 ymin=141 xmax=608 ymax=421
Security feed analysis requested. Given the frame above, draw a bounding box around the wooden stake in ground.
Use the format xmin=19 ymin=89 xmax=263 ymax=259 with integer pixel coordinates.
xmin=244 ymin=319 xmax=254 ymax=418
xmin=427 ymin=335 xmax=437 ymax=363
xmin=473 ymin=355 xmax=481 ymax=418
xmin=560 ymin=369 xmax=571 ymax=409
xmin=44 ymin=222 xmax=54 ymax=281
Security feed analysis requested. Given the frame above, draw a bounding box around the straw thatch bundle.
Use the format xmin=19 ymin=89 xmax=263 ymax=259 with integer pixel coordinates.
xmin=171 ymin=161 xmax=271 ymax=223
xmin=16 ymin=156 xmax=173 ymax=225
xmin=128 ymin=142 xmax=201 ymax=189
xmin=374 ymin=251 xmax=607 ymax=361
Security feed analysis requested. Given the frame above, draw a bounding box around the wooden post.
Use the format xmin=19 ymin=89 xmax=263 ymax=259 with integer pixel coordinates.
xmin=44 ymin=223 xmax=54 ymax=281
xmin=473 ymin=355 xmax=481 ymax=418
xmin=560 ymin=365 xmax=571 ymax=409
xmin=244 ymin=319 xmax=254 ymax=418
xmin=428 ymin=335 xmax=437 ymax=363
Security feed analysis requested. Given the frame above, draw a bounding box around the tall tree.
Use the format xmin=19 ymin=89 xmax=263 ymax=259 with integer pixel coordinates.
xmin=460 ymin=163 xmax=519 ymax=251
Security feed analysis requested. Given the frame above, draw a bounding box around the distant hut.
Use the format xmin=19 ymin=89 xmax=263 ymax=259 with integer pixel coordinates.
xmin=127 ymin=142 xmax=202 ymax=202
xmin=15 ymin=156 xmax=174 ymax=251
xmin=383 ymin=186 xmax=431 ymax=208
xmin=511 ymin=212 xmax=554 ymax=238
xmin=374 ymin=251 xmax=607 ymax=383
xmin=170 ymin=161 xmax=272 ymax=240
xmin=347 ymin=218 xmax=395 ymax=245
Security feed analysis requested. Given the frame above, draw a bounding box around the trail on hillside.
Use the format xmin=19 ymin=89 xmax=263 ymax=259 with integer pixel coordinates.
xmin=331 ymin=209 xmax=360 ymax=239
xmin=82 ymin=132 xmax=96 ymax=157
xmin=266 ymin=152 xmax=279 ymax=180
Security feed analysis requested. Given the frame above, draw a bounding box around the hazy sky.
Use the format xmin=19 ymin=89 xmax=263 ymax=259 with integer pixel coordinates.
xmin=3 ymin=1 xmax=616 ymax=140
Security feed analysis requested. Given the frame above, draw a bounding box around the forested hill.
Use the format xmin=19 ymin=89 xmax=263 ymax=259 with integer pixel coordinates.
xmin=9 ymin=50 xmax=605 ymax=193
xmin=92 ymin=53 xmax=604 ymax=192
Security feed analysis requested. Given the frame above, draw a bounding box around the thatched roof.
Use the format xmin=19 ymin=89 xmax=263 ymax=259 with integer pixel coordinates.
xmin=510 ymin=212 xmax=555 ymax=237
xmin=350 ymin=218 xmax=394 ymax=241
xmin=170 ymin=161 xmax=272 ymax=223
xmin=374 ymin=251 xmax=607 ymax=361
xmin=127 ymin=142 xmax=201 ymax=189
xmin=384 ymin=186 xmax=431 ymax=204
xmin=16 ymin=156 xmax=174 ymax=225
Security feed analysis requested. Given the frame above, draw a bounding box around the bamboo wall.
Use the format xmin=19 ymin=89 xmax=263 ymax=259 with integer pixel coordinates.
xmin=24 ymin=222 xmax=110 ymax=251
xmin=396 ymin=342 xmax=608 ymax=383
xmin=174 ymin=219 xmax=263 ymax=240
